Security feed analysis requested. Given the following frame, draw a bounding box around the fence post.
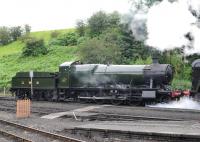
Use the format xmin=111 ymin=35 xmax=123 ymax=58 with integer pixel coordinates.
xmin=4 ymin=87 xmax=6 ymax=96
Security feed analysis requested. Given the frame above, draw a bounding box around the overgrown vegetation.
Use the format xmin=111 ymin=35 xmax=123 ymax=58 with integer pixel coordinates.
xmin=22 ymin=37 xmax=48 ymax=56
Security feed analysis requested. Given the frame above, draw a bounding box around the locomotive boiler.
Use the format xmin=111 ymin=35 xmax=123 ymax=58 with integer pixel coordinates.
xmin=10 ymin=59 xmax=174 ymax=105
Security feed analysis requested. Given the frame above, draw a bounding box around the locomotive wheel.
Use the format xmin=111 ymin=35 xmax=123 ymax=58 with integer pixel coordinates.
xmin=127 ymin=99 xmax=141 ymax=106
xmin=160 ymin=95 xmax=171 ymax=103
xmin=111 ymin=99 xmax=123 ymax=105
xmin=45 ymin=91 xmax=54 ymax=101
xmin=79 ymin=98 xmax=90 ymax=103
xmin=94 ymin=99 xmax=106 ymax=104
xmin=94 ymin=92 xmax=106 ymax=104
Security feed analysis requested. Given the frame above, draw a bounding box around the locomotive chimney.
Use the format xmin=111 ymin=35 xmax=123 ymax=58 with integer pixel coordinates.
xmin=152 ymin=57 xmax=159 ymax=64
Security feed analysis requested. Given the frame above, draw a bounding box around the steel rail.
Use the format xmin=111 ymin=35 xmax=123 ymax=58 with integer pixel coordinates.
xmin=0 ymin=129 xmax=32 ymax=142
xmin=72 ymin=127 xmax=200 ymax=142
xmin=0 ymin=119 xmax=85 ymax=142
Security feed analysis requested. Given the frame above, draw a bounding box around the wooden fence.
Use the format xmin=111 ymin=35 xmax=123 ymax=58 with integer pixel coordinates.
xmin=16 ymin=99 xmax=31 ymax=118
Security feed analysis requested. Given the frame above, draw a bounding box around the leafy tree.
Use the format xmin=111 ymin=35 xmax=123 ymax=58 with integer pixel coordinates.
xmin=22 ymin=37 xmax=47 ymax=56
xmin=79 ymin=38 xmax=121 ymax=64
xmin=10 ymin=26 xmax=23 ymax=41
xmin=87 ymin=11 xmax=121 ymax=37
xmin=107 ymin=11 xmax=121 ymax=27
xmin=24 ymin=24 xmax=31 ymax=34
xmin=76 ymin=20 xmax=86 ymax=37
xmin=88 ymin=11 xmax=108 ymax=37
xmin=0 ymin=26 xmax=11 ymax=45
xmin=108 ymin=25 xmax=150 ymax=64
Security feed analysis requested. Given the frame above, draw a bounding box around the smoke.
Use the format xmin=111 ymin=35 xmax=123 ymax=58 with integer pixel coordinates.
xmin=148 ymin=97 xmax=200 ymax=110
xmin=130 ymin=9 xmax=148 ymax=41
xmin=130 ymin=0 xmax=200 ymax=55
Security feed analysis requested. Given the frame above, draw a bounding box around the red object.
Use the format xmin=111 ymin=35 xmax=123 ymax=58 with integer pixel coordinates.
xmin=182 ymin=90 xmax=190 ymax=96
xmin=171 ymin=90 xmax=182 ymax=97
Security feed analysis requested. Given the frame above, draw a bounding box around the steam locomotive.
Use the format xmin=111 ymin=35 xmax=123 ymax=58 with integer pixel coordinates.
xmin=10 ymin=58 xmax=175 ymax=105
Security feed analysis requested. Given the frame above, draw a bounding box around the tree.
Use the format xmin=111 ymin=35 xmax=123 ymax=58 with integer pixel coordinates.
xmin=88 ymin=11 xmax=108 ymax=37
xmin=22 ymin=37 xmax=47 ymax=56
xmin=0 ymin=26 xmax=11 ymax=45
xmin=87 ymin=11 xmax=121 ymax=37
xmin=107 ymin=11 xmax=121 ymax=27
xmin=79 ymin=38 xmax=121 ymax=64
xmin=10 ymin=26 xmax=23 ymax=41
xmin=24 ymin=24 xmax=31 ymax=34
xmin=76 ymin=20 xmax=86 ymax=37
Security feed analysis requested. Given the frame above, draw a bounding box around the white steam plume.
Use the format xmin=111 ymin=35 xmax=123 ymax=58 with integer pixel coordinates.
xmin=148 ymin=97 xmax=200 ymax=110
xmin=130 ymin=0 xmax=200 ymax=55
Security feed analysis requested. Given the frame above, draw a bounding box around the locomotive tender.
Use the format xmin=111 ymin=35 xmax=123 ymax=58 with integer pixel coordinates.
xmin=10 ymin=58 xmax=174 ymax=105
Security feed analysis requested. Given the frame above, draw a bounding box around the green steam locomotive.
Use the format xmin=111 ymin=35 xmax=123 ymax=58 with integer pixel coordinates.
xmin=10 ymin=58 xmax=174 ymax=105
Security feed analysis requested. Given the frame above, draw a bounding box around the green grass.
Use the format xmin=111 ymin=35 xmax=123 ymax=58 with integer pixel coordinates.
xmin=0 ymin=41 xmax=24 ymax=57
xmin=0 ymin=28 xmax=78 ymax=87
xmin=30 ymin=28 xmax=74 ymax=43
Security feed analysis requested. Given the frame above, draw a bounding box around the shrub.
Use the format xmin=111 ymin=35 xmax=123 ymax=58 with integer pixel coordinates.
xmin=58 ymin=32 xmax=78 ymax=46
xmin=49 ymin=32 xmax=78 ymax=46
xmin=77 ymin=36 xmax=90 ymax=45
xmin=22 ymin=37 xmax=48 ymax=56
xmin=51 ymin=31 xmax=60 ymax=38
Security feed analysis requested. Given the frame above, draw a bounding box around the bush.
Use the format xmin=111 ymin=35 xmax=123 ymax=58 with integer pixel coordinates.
xmin=51 ymin=31 xmax=60 ymax=38
xmin=22 ymin=37 xmax=48 ymax=56
xmin=48 ymin=38 xmax=61 ymax=46
xmin=77 ymin=36 xmax=90 ymax=45
xmin=59 ymin=32 xmax=78 ymax=46
xmin=49 ymin=32 xmax=78 ymax=46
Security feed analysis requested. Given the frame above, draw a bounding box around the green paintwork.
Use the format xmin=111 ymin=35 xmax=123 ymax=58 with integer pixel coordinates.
xmin=11 ymin=72 xmax=56 ymax=89
xmin=59 ymin=64 xmax=146 ymax=88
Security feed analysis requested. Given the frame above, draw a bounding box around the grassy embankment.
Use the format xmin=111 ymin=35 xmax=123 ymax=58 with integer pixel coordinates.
xmin=0 ymin=29 xmax=79 ymax=88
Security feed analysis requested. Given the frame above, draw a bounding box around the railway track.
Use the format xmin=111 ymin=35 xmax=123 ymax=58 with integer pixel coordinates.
xmin=1 ymin=97 xmax=200 ymax=121
xmin=66 ymin=127 xmax=200 ymax=142
xmin=0 ymin=119 xmax=85 ymax=142
xmin=0 ymin=129 xmax=32 ymax=142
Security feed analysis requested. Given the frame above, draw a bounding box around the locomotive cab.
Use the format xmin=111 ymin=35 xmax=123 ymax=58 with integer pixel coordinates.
xmin=58 ymin=61 xmax=81 ymax=88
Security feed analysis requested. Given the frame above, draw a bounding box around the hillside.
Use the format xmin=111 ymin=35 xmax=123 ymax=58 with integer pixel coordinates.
xmin=0 ymin=28 xmax=191 ymax=89
xmin=0 ymin=29 xmax=79 ymax=88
